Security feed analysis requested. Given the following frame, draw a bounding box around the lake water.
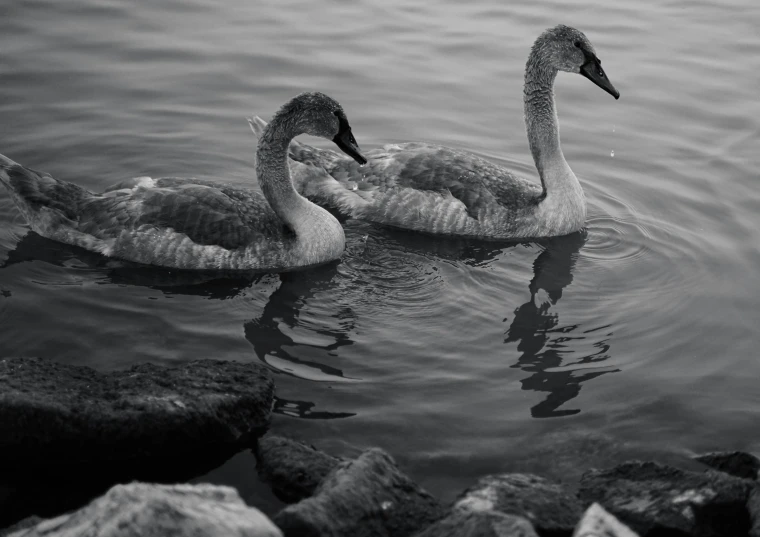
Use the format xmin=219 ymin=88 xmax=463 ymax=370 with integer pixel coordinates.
xmin=1 ymin=0 xmax=759 ymax=520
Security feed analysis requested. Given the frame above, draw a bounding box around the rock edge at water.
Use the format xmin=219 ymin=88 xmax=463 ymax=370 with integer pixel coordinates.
xmin=0 ymin=357 xmax=275 ymax=465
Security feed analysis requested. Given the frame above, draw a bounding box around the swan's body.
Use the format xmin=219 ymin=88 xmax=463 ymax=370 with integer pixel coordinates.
xmin=251 ymin=25 xmax=619 ymax=240
xmin=0 ymin=92 xmax=366 ymax=271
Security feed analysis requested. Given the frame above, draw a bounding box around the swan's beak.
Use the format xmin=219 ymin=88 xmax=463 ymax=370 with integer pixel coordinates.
xmin=333 ymin=123 xmax=367 ymax=165
xmin=580 ymin=58 xmax=620 ymax=100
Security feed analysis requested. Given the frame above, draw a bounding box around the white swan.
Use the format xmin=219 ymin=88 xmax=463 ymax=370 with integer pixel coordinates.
xmin=250 ymin=25 xmax=619 ymax=239
xmin=0 ymin=92 xmax=367 ymax=271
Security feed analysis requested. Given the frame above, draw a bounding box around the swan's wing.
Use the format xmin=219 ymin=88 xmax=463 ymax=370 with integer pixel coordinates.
xmin=82 ymin=177 xmax=288 ymax=251
xmin=325 ymin=143 xmax=543 ymax=219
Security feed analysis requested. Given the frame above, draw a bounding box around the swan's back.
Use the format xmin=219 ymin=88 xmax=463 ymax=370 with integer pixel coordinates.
xmin=0 ymin=159 xmax=301 ymax=270
xmin=291 ymin=141 xmax=545 ymax=237
xmin=99 ymin=177 xmax=289 ymax=249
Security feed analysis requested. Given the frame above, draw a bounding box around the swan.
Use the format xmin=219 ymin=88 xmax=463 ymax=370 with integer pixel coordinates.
xmin=0 ymin=92 xmax=367 ymax=271
xmin=250 ymin=25 xmax=619 ymax=239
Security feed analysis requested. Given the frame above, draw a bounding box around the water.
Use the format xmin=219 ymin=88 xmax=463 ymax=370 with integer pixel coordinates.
xmin=1 ymin=0 xmax=759 ymax=519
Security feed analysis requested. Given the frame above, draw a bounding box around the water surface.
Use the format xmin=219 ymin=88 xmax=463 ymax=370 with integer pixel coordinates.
xmin=1 ymin=0 xmax=759 ymax=517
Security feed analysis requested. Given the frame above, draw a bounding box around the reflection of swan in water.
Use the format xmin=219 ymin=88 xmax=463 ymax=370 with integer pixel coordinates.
xmin=244 ymin=264 xmax=360 ymax=419
xmin=245 ymin=264 xmax=358 ymax=382
xmin=504 ymin=231 xmax=618 ymax=418
xmin=1 ymin=231 xmax=260 ymax=298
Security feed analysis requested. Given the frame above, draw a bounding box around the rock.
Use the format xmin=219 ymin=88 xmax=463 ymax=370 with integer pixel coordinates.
xmin=3 ymin=482 xmax=282 ymax=537
xmin=572 ymin=503 xmax=639 ymax=537
xmin=414 ymin=510 xmax=539 ymax=537
xmin=274 ymin=448 xmax=445 ymax=537
xmin=255 ymin=435 xmax=341 ymax=503
xmin=454 ymin=473 xmax=583 ymax=536
xmin=745 ymin=486 xmax=760 ymax=537
xmin=694 ymin=451 xmax=760 ymax=480
xmin=578 ymin=460 xmax=754 ymax=537
xmin=0 ymin=517 xmax=43 ymax=537
xmin=0 ymin=357 xmax=274 ymax=465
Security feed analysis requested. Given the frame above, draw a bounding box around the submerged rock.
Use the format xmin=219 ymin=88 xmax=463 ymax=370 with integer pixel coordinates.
xmin=454 ymin=473 xmax=582 ymax=536
xmin=694 ymin=451 xmax=760 ymax=480
xmin=255 ymin=435 xmax=342 ymax=503
xmin=0 ymin=357 xmax=274 ymax=464
xmin=414 ymin=510 xmax=539 ymax=537
xmin=4 ymin=483 xmax=282 ymax=537
xmin=274 ymin=448 xmax=445 ymax=537
xmin=578 ymin=460 xmax=754 ymax=537
xmin=572 ymin=503 xmax=639 ymax=537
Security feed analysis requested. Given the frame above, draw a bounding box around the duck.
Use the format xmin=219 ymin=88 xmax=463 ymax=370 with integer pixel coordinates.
xmin=249 ymin=25 xmax=619 ymax=240
xmin=0 ymin=92 xmax=367 ymax=271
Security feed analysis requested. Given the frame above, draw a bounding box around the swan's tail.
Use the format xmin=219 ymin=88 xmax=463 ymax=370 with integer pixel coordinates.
xmin=0 ymin=153 xmax=20 ymax=186
xmin=0 ymin=152 xmax=90 ymax=232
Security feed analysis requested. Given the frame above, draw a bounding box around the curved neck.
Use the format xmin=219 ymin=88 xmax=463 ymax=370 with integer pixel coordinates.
xmin=255 ymin=111 xmax=345 ymax=264
xmin=523 ymin=55 xmax=571 ymax=196
xmin=256 ymin=115 xmax=310 ymax=232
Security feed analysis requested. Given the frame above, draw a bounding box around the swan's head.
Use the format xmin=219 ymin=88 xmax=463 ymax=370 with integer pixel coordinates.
xmin=532 ymin=25 xmax=619 ymax=100
xmin=281 ymin=92 xmax=367 ymax=165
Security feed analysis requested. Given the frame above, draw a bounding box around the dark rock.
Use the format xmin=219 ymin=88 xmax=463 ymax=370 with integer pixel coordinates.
xmin=745 ymin=486 xmax=760 ymax=537
xmin=274 ymin=448 xmax=445 ymax=537
xmin=255 ymin=435 xmax=341 ymax=503
xmin=694 ymin=451 xmax=760 ymax=480
xmin=0 ymin=445 xmax=244 ymax=529
xmin=0 ymin=517 xmax=43 ymax=537
xmin=572 ymin=503 xmax=639 ymax=537
xmin=3 ymin=483 xmax=282 ymax=537
xmin=578 ymin=460 xmax=755 ymax=537
xmin=454 ymin=474 xmax=582 ymax=536
xmin=0 ymin=357 xmax=274 ymax=465
xmin=414 ymin=510 xmax=539 ymax=537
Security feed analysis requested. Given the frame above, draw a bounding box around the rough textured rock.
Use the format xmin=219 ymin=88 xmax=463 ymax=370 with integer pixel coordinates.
xmin=745 ymin=486 xmax=760 ymax=537
xmin=579 ymin=460 xmax=755 ymax=537
xmin=0 ymin=517 xmax=43 ymax=537
xmin=454 ymin=473 xmax=583 ymax=536
xmin=414 ymin=510 xmax=539 ymax=537
xmin=0 ymin=357 xmax=274 ymax=464
xmin=274 ymin=448 xmax=445 ymax=537
xmin=694 ymin=451 xmax=760 ymax=480
xmin=255 ymin=435 xmax=341 ymax=503
xmin=3 ymin=483 xmax=282 ymax=537
xmin=572 ymin=503 xmax=639 ymax=537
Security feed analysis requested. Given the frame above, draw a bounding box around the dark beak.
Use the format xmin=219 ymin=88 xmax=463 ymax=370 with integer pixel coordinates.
xmin=580 ymin=58 xmax=620 ymax=100
xmin=332 ymin=117 xmax=367 ymax=165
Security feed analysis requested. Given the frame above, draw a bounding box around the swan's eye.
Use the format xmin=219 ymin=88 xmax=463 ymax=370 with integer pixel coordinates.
xmin=598 ymin=67 xmax=605 ymax=78
xmin=574 ymin=41 xmax=582 ymax=48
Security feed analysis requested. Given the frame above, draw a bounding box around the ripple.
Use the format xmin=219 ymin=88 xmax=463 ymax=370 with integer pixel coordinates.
xmin=340 ymin=227 xmax=448 ymax=313
xmin=577 ymin=182 xmax=710 ymax=347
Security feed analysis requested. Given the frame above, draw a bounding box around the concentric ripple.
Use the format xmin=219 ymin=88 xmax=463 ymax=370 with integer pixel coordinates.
xmin=581 ymin=182 xmax=707 ymax=306
xmin=339 ymin=223 xmax=449 ymax=314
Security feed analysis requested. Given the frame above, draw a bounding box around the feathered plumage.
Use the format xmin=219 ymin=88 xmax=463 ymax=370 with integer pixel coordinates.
xmin=0 ymin=92 xmax=366 ymax=270
xmin=250 ymin=25 xmax=619 ymax=240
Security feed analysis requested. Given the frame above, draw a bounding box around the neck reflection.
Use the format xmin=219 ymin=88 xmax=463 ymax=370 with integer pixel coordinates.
xmin=244 ymin=264 xmax=359 ymax=420
xmin=505 ymin=231 xmax=618 ymax=418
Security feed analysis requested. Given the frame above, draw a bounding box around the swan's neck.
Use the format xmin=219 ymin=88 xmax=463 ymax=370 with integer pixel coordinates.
xmin=523 ymin=54 xmax=585 ymax=232
xmin=256 ymin=117 xmax=344 ymax=262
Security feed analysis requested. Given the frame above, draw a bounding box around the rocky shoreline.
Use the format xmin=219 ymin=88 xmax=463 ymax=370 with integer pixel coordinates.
xmin=2 ymin=357 xmax=760 ymax=537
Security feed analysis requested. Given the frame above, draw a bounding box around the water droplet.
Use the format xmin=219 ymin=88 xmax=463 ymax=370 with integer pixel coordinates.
xmin=381 ymin=501 xmax=393 ymax=511
xmin=610 ymin=150 xmax=615 ymax=157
